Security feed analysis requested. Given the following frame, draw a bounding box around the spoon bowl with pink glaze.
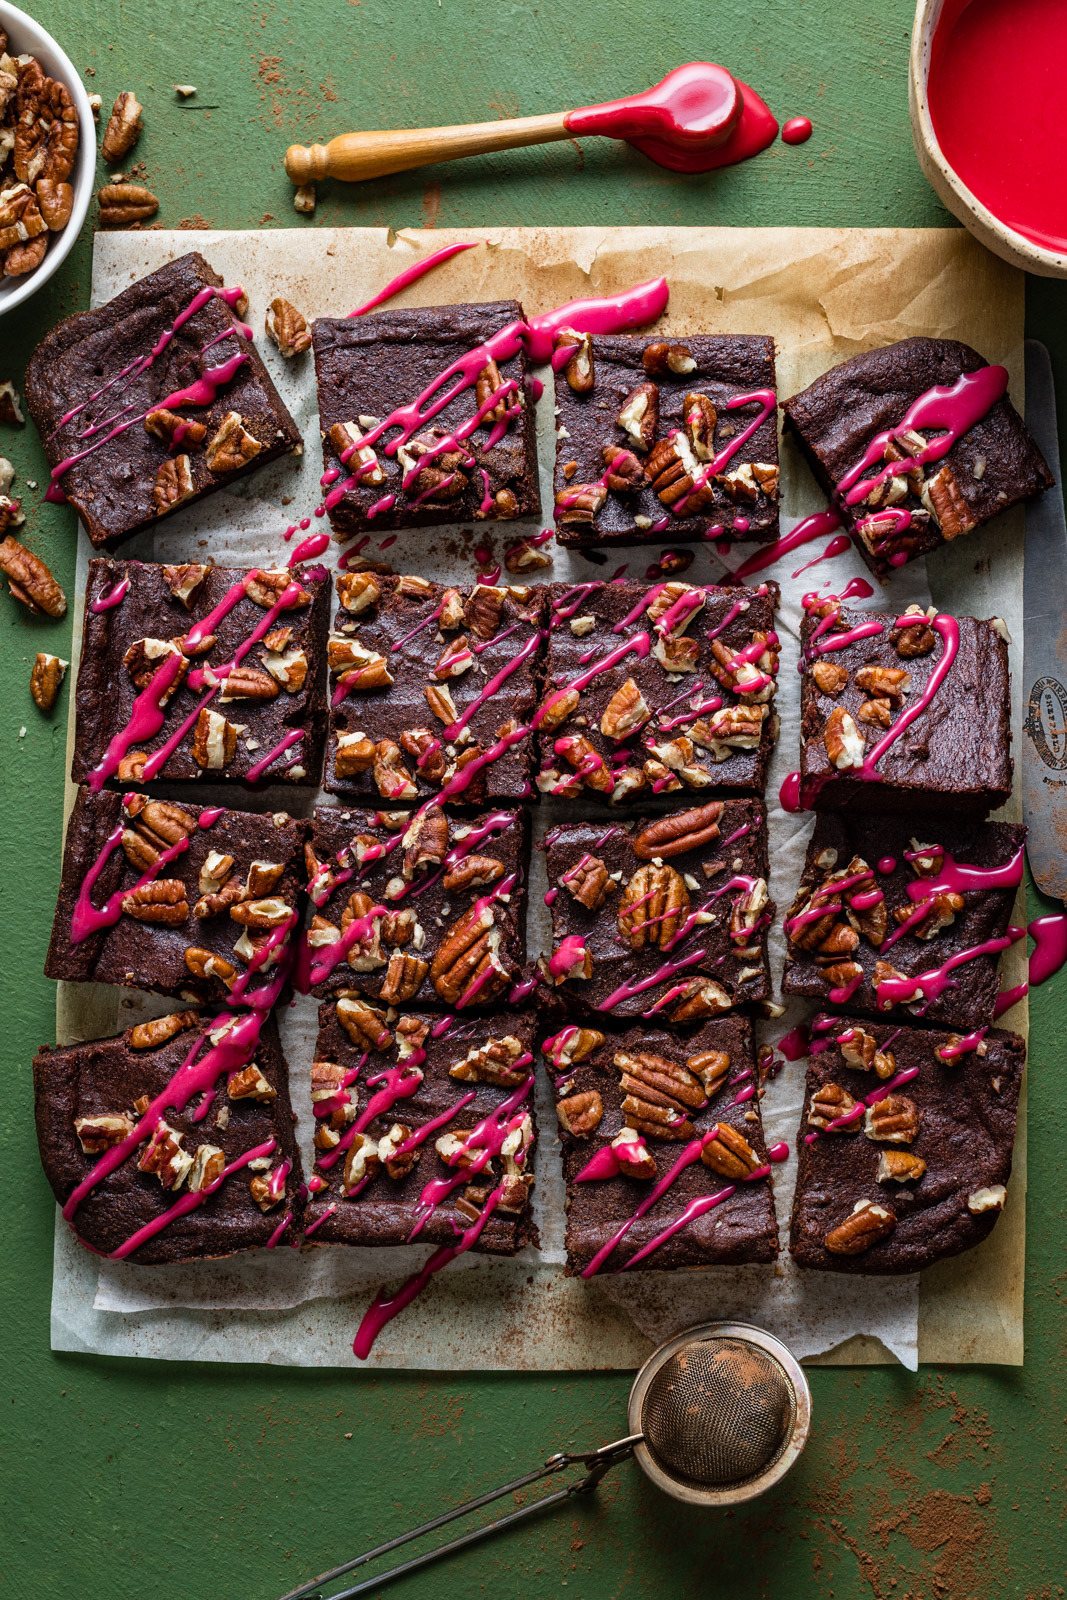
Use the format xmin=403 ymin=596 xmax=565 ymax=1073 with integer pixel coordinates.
xmin=285 ymin=62 xmax=780 ymax=188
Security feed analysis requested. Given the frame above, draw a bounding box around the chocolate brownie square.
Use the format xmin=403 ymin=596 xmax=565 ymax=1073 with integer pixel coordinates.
xmin=797 ymin=601 xmax=1012 ymax=816
xmin=325 ymin=572 xmax=545 ymax=806
xmin=536 ymin=578 xmax=779 ymax=802
xmin=312 ymin=301 xmax=540 ymax=536
xmin=24 ymin=252 xmax=302 ymax=549
xmin=45 ymin=788 xmax=307 ymax=1004
xmin=782 ymin=337 xmax=1052 ymax=579
xmin=34 ymin=1008 xmax=303 ymax=1263
xmin=307 ymin=803 xmax=529 ymax=1008
xmin=552 ymin=333 xmax=779 ymax=548
xmin=73 ymin=559 xmax=330 ymax=790
xmin=782 ymin=813 xmax=1026 ymax=1031
xmin=303 ymin=1004 xmax=538 ymax=1254
xmin=790 ymin=1014 xmax=1024 ymax=1273
xmin=541 ymin=800 xmax=772 ymax=1023
xmin=546 ymin=1017 xmax=778 ymax=1274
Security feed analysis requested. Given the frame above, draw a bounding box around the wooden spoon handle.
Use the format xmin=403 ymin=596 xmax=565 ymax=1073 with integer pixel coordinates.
xmin=285 ymin=112 xmax=572 ymax=185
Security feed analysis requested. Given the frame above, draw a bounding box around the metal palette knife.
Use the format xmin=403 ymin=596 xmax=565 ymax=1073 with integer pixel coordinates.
xmin=1023 ymin=340 xmax=1067 ymax=902
xmin=277 ymin=1323 xmax=812 ymax=1599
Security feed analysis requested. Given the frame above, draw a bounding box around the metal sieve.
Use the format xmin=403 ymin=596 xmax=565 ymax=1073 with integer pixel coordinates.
xmin=278 ymin=1322 xmax=811 ymax=1599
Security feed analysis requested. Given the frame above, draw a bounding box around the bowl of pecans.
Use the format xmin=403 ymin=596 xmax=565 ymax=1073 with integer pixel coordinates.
xmin=0 ymin=1 xmax=95 ymax=315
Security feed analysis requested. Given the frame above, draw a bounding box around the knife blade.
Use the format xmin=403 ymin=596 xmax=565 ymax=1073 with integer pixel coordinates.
xmin=1022 ymin=339 xmax=1067 ymax=902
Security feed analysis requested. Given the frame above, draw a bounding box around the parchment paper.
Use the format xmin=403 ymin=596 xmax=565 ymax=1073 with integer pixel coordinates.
xmin=48 ymin=227 xmax=1028 ymax=1370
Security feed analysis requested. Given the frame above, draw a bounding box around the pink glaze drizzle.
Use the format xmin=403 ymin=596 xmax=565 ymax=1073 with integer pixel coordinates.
xmin=346 ymin=243 xmax=481 ymax=318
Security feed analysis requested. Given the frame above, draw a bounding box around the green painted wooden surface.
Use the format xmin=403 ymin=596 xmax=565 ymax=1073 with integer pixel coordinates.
xmin=3 ymin=1 xmax=1067 ymax=1594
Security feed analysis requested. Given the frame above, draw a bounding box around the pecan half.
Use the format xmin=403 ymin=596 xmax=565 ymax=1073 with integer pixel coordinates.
xmin=824 ymin=1200 xmax=896 ymax=1255
xmin=219 ymin=665 xmax=279 ymax=702
xmin=380 ymin=951 xmax=429 ymax=1003
xmin=536 ymin=685 xmax=579 ymax=734
xmin=633 ymin=801 xmax=723 ymax=860
xmin=0 ymin=535 xmax=66 ymax=616
xmin=646 ymin=433 xmax=712 ymax=513
xmin=153 ymin=454 xmax=195 ymax=514
xmin=618 ymin=863 xmax=689 ymax=951
xmin=337 ymin=570 xmax=382 ymax=614
xmin=334 ymin=731 xmax=376 ymax=777
xmin=129 ymin=1010 xmax=199 ymax=1049
xmin=701 ymin=1122 xmax=761 ymax=1179
xmin=0 ymin=184 xmax=45 ymax=252
xmin=556 ymin=1090 xmax=603 ymax=1136
xmin=600 ymin=444 xmax=646 ymax=493
xmin=839 ymin=1027 xmax=896 ymax=1079
xmin=476 ymin=358 xmax=509 ymax=422
xmin=890 ymin=617 xmax=936 ymax=657
xmin=74 ymin=1112 xmax=136 ymax=1154
xmin=443 ymin=854 xmax=505 ymax=892
xmin=122 ymin=880 xmax=189 ymax=924
xmin=431 ymin=902 xmax=510 ymax=1006
xmin=265 ymin=297 xmax=312 ymax=357
xmin=98 ymin=182 xmax=159 ymax=226
xmin=600 ymin=677 xmax=651 ymax=741
xmin=922 ymin=464 xmax=977 ymax=540
xmin=642 ymin=341 xmax=696 ymax=377
xmin=3 ymin=236 xmax=47 ymax=277
xmin=247 ymin=569 xmax=312 ymax=610
xmin=340 ymin=891 xmax=386 ymax=971
xmin=206 ymin=413 xmax=262 ymax=474
xmin=101 ymin=91 xmax=143 ymax=162
xmin=464 ymin=584 xmax=505 ymax=641
xmin=184 ymin=947 xmax=236 ymax=986
xmin=503 ymin=537 xmax=552 ymax=574
xmin=555 ymin=482 xmax=607 ymax=525
xmin=687 ymin=1050 xmax=731 ymax=1098
xmin=683 ymin=392 xmax=717 ymax=461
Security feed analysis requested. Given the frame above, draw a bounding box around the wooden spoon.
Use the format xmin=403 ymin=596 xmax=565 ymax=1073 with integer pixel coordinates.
xmin=284 ymin=62 xmax=779 ymax=186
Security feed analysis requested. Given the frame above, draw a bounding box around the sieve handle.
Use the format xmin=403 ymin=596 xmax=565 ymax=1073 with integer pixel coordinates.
xmin=276 ymin=1436 xmax=642 ymax=1600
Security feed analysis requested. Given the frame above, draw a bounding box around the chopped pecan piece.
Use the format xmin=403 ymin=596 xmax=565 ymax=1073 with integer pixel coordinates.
xmin=129 ymin=1011 xmax=199 ymax=1049
xmin=877 ymin=1150 xmax=927 ymax=1183
xmin=504 ymin=538 xmax=552 ymax=573
xmin=556 ymin=1090 xmax=603 ymax=1136
xmin=562 ymin=854 xmax=613 ymax=911
xmin=449 ymin=1034 xmax=527 ymax=1086
xmin=536 ymin=685 xmax=579 ymax=734
xmin=400 ymin=727 xmax=446 ymax=784
xmin=864 ymin=1094 xmax=920 ymax=1143
xmin=206 ymin=413 xmax=262 ymax=474
xmin=191 ymin=708 xmax=237 ymax=770
xmin=811 ymin=660 xmax=847 ymax=695
xmin=642 ymin=341 xmax=695 ymax=377
xmin=683 ymin=392 xmax=717 ymax=460
xmin=184 ymin=947 xmax=236 ymax=986
xmin=855 ymin=665 xmax=911 ymax=704
xmin=162 ymin=562 xmax=209 ymax=607
xmin=555 ymin=482 xmax=606 ymax=525
xmin=600 ymin=444 xmax=646 ymax=493
xmin=401 ymin=807 xmax=449 ymax=879
xmin=824 ymin=1200 xmax=896 ymax=1255
xmin=101 ymin=91 xmax=143 ymax=162
xmin=340 ymin=891 xmax=386 ymax=971
xmin=146 ymin=410 xmax=207 ymax=449
xmin=890 ymin=615 xmax=936 ymax=657
xmin=840 ymin=1028 xmax=896 ymax=1080
xmin=475 ymin=358 xmax=509 ymax=422
xmin=616 ymin=382 xmax=658 ymax=452
xmin=337 ymin=570 xmax=382 ymax=614
xmin=74 ymin=1112 xmax=136 ymax=1154
xmin=30 ymin=651 xmax=67 ymax=711
xmin=823 ymin=707 xmax=865 ymax=770
xmin=265 ymin=297 xmax=312 ymax=357
xmin=138 ymin=1120 xmax=192 ymax=1189
xmin=807 ymin=1081 xmax=859 ymax=1130
xmin=687 ymin=1050 xmax=731 ymax=1098
xmin=554 ymin=327 xmax=594 ymax=392
xmin=669 ymin=978 xmax=731 ymax=1022
xmin=152 ymin=454 xmax=195 ymax=514
xmin=378 ymin=1123 xmax=417 ymax=1179
xmin=334 ymin=731 xmax=376 ymax=777
xmin=443 ymin=854 xmax=505 ymax=892
xmin=646 ymin=432 xmax=712 ymax=513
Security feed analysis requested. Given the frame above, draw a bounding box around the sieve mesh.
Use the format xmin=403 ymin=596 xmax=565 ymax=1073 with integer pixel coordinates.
xmin=640 ymin=1337 xmax=796 ymax=1489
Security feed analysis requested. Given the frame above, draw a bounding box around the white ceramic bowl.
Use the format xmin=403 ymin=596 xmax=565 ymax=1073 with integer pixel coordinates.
xmin=0 ymin=0 xmax=95 ymax=316
xmin=910 ymin=0 xmax=1067 ymax=279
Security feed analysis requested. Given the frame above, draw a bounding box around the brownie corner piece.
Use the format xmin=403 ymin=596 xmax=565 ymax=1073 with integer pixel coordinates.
xmin=72 ymin=558 xmax=331 ymax=790
xmin=781 ymin=812 xmax=1026 ymax=1031
xmin=33 ymin=1008 xmax=303 ymax=1262
xmin=307 ymin=802 xmax=529 ymax=1008
xmin=325 ymin=573 xmax=544 ymax=805
xmin=303 ymin=1005 xmax=538 ymax=1254
xmin=782 ymin=336 xmax=1052 ymax=577
xmin=798 ymin=603 xmax=1012 ymax=816
xmin=547 ymin=1016 xmax=778 ymax=1274
xmin=542 ymin=798 xmax=772 ymax=1022
xmin=790 ymin=1015 xmax=1023 ymax=1274
xmin=552 ymin=332 xmax=779 ymax=548
xmin=538 ymin=577 xmax=780 ymax=802
xmin=24 ymin=251 xmax=302 ymax=549
xmin=311 ymin=300 xmax=540 ymax=536
xmin=45 ymin=786 xmax=307 ymax=1004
